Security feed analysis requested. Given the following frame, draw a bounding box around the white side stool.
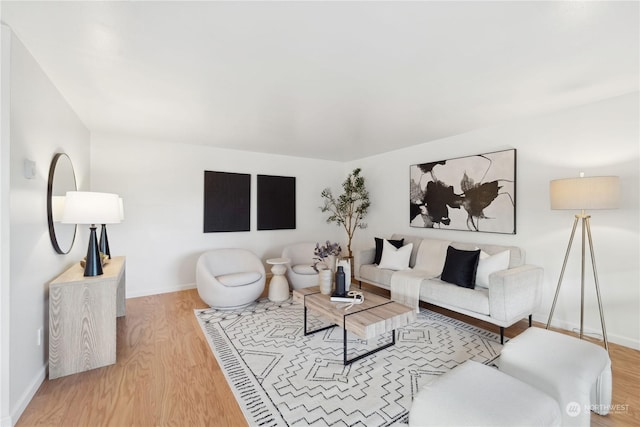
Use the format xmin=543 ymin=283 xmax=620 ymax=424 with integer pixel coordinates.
xmin=409 ymin=360 xmax=561 ymax=427
xmin=498 ymin=327 xmax=612 ymax=427
xmin=266 ymin=257 xmax=290 ymax=302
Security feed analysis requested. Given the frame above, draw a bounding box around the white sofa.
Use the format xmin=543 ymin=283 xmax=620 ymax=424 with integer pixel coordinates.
xmin=354 ymin=234 xmax=543 ymax=343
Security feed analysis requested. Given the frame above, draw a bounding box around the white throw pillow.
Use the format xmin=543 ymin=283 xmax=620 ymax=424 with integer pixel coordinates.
xmin=378 ymin=240 xmax=413 ymax=271
xmin=475 ymin=250 xmax=510 ymax=288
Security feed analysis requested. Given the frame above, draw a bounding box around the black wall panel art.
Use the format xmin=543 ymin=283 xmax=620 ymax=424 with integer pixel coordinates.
xmin=203 ymin=171 xmax=250 ymax=232
xmin=257 ymin=175 xmax=296 ymax=230
xmin=410 ymin=149 xmax=516 ymax=234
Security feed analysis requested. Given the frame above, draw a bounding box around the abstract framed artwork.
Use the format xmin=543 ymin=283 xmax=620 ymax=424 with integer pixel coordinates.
xmin=257 ymin=175 xmax=296 ymax=230
xmin=203 ymin=171 xmax=251 ymax=232
xmin=410 ymin=149 xmax=516 ymax=234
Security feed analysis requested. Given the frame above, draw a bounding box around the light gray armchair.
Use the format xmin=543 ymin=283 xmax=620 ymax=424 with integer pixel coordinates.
xmin=282 ymin=242 xmax=318 ymax=290
xmin=196 ymin=248 xmax=265 ymax=309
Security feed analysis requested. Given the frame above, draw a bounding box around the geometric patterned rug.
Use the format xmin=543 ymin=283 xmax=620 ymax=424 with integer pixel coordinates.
xmin=195 ymin=297 xmax=503 ymax=427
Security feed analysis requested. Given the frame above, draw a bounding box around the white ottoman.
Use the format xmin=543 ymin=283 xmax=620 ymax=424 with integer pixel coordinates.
xmin=499 ymin=327 xmax=612 ymax=427
xmin=408 ymin=360 xmax=561 ymax=427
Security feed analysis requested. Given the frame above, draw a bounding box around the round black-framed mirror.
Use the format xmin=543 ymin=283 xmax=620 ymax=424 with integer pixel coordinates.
xmin=47 ymin=153 xmax=77 ymax=254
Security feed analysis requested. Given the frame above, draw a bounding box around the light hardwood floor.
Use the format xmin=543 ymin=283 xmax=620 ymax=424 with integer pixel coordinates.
xmin=17 ymin=286 xmax=639 ymax=426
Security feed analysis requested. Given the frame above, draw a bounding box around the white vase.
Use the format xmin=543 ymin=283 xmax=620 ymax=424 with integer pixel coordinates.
xmin=318 ymin=269 xmax=333 ymax=295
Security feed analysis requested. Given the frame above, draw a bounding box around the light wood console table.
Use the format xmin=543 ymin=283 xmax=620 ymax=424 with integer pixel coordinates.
xmin=49 ymin=256 xmax=126 ymax=379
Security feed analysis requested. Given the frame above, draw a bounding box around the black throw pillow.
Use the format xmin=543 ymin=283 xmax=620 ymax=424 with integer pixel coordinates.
xmin=374 ymin=237 xmax=404 ymax=265
xmin=441 ymin=246 xmax=481 ymax=289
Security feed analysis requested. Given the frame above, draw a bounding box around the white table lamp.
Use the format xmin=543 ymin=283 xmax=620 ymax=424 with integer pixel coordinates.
xmin=61 ymin=191 xmax=121 ymax=276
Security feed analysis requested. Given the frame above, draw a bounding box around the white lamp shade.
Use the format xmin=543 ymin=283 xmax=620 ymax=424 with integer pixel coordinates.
xmin=118 ymin=197 xmax=125 ymax=221
xmin=61 ymin=191 xmax=121 ymax=224
xmin=550 ymin=176 xmax=620 ymax=210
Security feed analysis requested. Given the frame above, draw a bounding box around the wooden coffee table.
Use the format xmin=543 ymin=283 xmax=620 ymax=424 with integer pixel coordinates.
xmin=293 ymin=286 xmax=416 ymax=365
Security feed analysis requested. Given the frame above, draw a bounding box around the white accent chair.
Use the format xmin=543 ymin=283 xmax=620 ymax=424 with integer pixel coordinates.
xmin=196 ymin=248 xmax=265 ymax=309
xmin=281 ymin=242 xmax=318 ymax=290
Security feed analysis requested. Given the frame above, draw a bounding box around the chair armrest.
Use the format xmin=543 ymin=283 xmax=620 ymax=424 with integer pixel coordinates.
xmin=488 ymin=265 xmax=544 ymax=322
xmin=354 ymin=247 xmax=376 ymax=280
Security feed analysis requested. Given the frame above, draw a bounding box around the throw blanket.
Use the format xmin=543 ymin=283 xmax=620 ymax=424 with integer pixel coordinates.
xmin=390 ymin=269 xmax=439 ymax=313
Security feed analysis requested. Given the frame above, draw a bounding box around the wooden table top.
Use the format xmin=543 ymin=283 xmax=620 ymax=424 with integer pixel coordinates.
xmin=50 ymin=256 xmax=126 ymax=286
xmin=293 ymin=286 xmax=416 ymax=340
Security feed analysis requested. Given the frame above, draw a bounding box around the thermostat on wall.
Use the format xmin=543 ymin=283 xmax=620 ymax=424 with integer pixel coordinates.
xmin=24 ymin=159 xmax=36 ymax=179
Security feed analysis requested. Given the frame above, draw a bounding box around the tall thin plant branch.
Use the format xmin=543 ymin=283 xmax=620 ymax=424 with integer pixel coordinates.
xmin=320 ymin=168 xmax=370 ymax=258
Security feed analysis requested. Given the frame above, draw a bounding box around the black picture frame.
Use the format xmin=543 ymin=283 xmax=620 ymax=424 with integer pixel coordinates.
xmin=203 ymin=171 xmax=251 ymax=232
xmin=410 ymin=149 xmax=516 ymax=234
xmin=257 ymin=175 xmax=296 ymax=230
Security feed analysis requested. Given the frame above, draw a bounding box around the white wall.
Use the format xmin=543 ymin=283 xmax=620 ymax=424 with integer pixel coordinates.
xmin=2 ymin=28 xmax=90 ymax=426
xmin=90 ymin=134 xmax=345 ymax=297
xmin=91 ymin=94 xmax=640 ymax=350
xmin=347 ymin=92 xmax=639 ymax=349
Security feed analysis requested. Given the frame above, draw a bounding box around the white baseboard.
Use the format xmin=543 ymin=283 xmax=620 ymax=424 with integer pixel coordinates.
xmin=126 ymin=276 xmax=274 ymax=299
xmin=9 ymin=363 xmax=46 ymax=427
xmin=126 ymin=282 xmax=196 ymax=299
xmin=532 ymin=314 xmax=640 ymax=350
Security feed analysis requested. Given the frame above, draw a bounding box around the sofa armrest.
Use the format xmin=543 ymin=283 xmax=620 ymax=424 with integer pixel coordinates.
xmin=488 ymin=265 xmax=544 ymax=323
xmin=354 ymin=247 xmax=376 ymax=280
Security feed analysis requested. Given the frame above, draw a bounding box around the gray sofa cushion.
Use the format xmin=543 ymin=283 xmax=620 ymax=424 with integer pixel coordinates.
xmin=359 ymin=264 xmax=394 ymax=288
xmin=420 ymin=279 xmax=490 ymax=315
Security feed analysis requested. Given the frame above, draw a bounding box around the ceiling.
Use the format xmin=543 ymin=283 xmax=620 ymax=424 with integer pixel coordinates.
xmin=1 ymin=1 xmax=638 ymax=161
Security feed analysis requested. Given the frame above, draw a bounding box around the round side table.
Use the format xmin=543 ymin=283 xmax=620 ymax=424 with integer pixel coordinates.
xmin=266 ymin=257 xmax=290 ymax=302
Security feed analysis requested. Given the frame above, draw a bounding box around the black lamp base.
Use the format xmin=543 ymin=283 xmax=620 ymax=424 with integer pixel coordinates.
xmin=99 ymin=224 xmax=111 ymax=259
xmin=84 ymin=225 xmax=103 ymax=277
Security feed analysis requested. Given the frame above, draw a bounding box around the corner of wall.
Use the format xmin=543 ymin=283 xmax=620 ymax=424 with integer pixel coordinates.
xmin=0 ymin=22 xmax=13 ymax=427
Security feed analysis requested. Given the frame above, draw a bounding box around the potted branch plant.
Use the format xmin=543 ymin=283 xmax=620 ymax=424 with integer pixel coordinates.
xmin=320 ymin=168 xmax=370 ymax=259
xmin=313 ymin=241 xmax=341 ymax=294
xmin=312 ymin=241 xmax=342 ymax=272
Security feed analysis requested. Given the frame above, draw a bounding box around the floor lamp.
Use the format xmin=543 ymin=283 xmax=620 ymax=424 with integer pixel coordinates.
xmin=546 ymin=174 xmax=620 ymax=352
